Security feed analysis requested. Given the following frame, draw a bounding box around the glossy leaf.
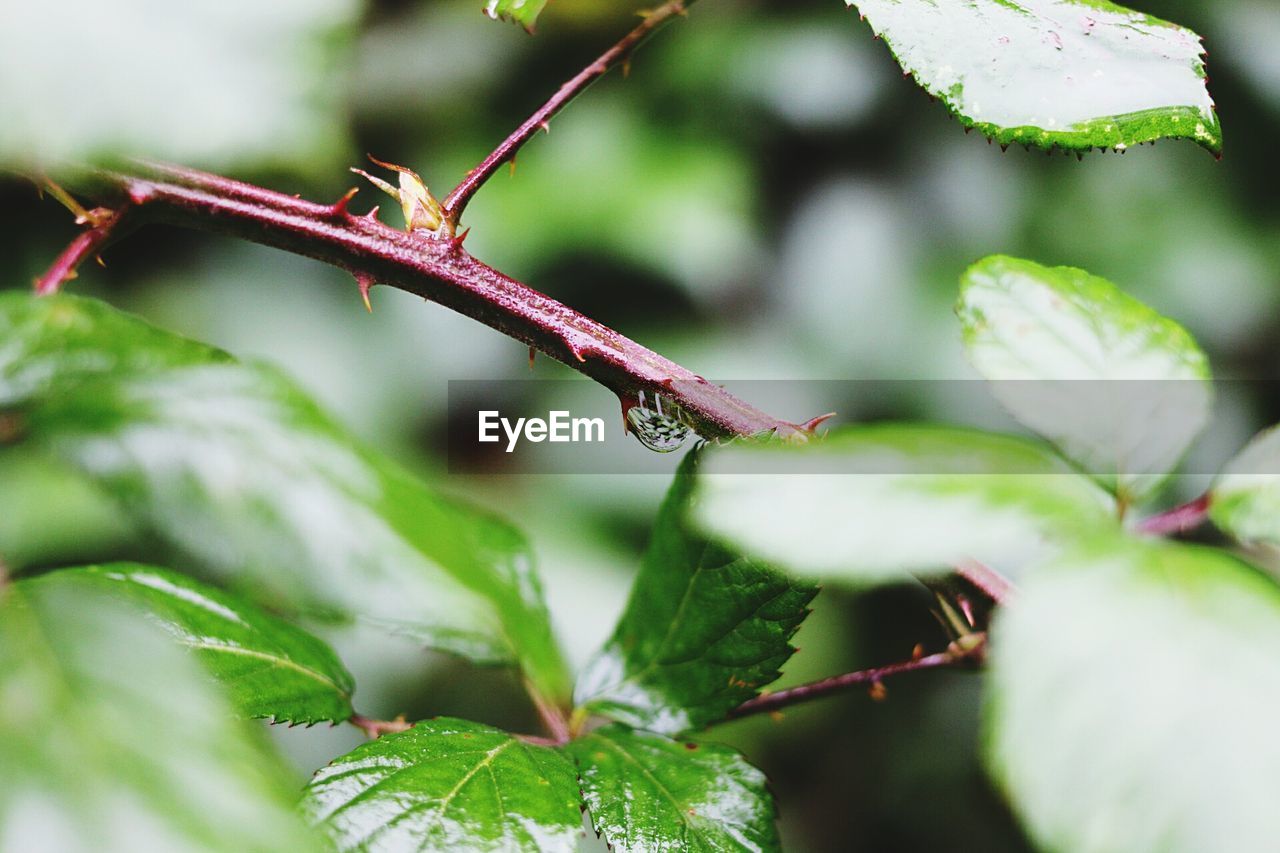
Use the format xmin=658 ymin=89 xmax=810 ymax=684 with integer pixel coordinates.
xmin=484 ymin=0 xmax=548 ymax=32
xmin=0 ymin=581 xmax=322 ymax=852
xmin=303 ymin=717 xmax=582 ymax=851
xmin=0 ymin=0 xmax=357 ymax=171
xmin=569 ymin=725 xmax=779 ymax=852
xmin=958 ymin=255 xmax=1211 ymax=505
xmin=1208 ymin=424 xmax=1280 ymax=544
xmin=19 ymin=563 xmax=355 ymax=725
xmin=692 ymin=424 xmax=1116 ymax=583
xmin=0 ymin=293 xmax=570 ymax=703
xmin=848 ymin=0 xmax=1221 ymax=154
xmin=986 ymin=538 xmax=1280 ymax=852
xmin=576 ymin=450 xmax=817 ymax=734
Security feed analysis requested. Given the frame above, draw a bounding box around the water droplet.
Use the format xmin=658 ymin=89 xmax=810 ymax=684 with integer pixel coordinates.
xmin=626 ymin=391 xmax=691 ymax=453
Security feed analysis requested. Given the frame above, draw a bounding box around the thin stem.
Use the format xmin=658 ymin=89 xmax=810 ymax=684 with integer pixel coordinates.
xmin=723 ymin=636 xmax=984 ymax=722
xmin=34 ymin=206 xmax=129 ymax=295
xmin=61 ymin=161 xmax=796 ymax=440
xmin=349 ymin=713 xmax=414 ymax=739
xmin=527 ymin=684 xmax=571 ymax=745
xmin=441 ymin=0 xmax=692 ymax=224
xmin=1135 ymin=493 xmax=1211 ymax=536
xmin=953 ymin=559 xmax=1015 ymax=605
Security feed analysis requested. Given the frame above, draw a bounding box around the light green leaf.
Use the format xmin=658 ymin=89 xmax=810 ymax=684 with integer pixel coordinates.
xmin=986 ymin=538 xmax=1280 ymax=852
xmin=19 ymin=563 xmax=355 ymax=725
xmin=0 ymin=293 xmax=570 ymax=704
xmin=1208 ymin=424 xmax=1280 ymax=544
xmin=0 ymin=0 xmax=357 ymax=171
xmin=0 ymin=580 xmax=322 ymax=852
xmin=568 ymin=725 xmax=779 ymax=852
xmin=957 ymin=255 xmax=1211 ymax=506
xmin=692 ymin=424 xmax=1116 ymax=584
xmin=848 ymin=0 xmax=1222 ymax=154
xmin=303 ymin=718 xmax=581 ymax=852
xmin=483 ymin=0 xmax=549 ymax=32
xmin=576 ymin=450 xmax=816 ymax=734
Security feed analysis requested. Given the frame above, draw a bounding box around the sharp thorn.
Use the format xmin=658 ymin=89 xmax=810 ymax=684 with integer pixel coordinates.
xmin=508 ymin=159 xmax=518 ymax=177
xmin=796 ymin=412 xmax=837 ymax=434
xmin=355 ymin=274 xmax=374 ymax=312
xmin=329 ymin=186 xmax=360 ymax=219
xmin=528 ymin=347 xmax=536 ymax=371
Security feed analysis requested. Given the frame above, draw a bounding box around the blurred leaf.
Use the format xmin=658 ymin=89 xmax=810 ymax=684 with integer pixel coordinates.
xmin=1208 ymin=424 xmax=1280 ymax=544
xmin=568 ymin=724 xmax=779 ymax=852
xmin=465 ymin=99 xmax=759 ymax=301
xmin=692 ymin=424 xmax=1116 ymax=583
xmin=0 ymin=293 xmax=570 ymax=703
xmin=20 ymin=563 xmax=355 ymax=725
xmin=484 ymin=0 xmax=549 ymax=31
xmin=0 ymin=580 xmax=321 ymax=852
xmin=575 ymin=450 xmax=817 ymax=734
xmin=0 ymin=452 xmax=137 ymax=570
xmin=957 ymin=255 xmax=1211 ymax=505
xmin=847 ymin=0 xmax=1222 ymax=153
xmin=985 ymin=538 xmax=1280 ymax=852
xmin=303 ymin=717 xmax=581 ymax=851
xmin=0 ymin=0 xmax=357 ymax=171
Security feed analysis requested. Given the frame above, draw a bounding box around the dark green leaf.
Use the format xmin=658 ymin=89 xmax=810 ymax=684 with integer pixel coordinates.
xmin=986 ymin=538 xmax=1280 ymax=852
xmin=0 ymin=293 xmax=570 ymax=703
xmin=0 ymin=580 xmax=322 ymax=851
xmin=483 ymin=0 xmax=548 ymax=32
xmin=692 ymin=424 xmax=1116 ymax=584
xmin=848 ymin=0 xmax=1222 ymax=154
xmin=303 ymin=717 xmax=582 ymax=851
xmin=0 ymin=0 xmax=357 ymax=170
xmin=576 ymin=450 xmax=816 ymax=734
xmin=19 ymin=563 xmax=355 ymax=725
xmin=957 ymin=255 xmax=1211 ymax=505
xmin=568 ymin=725 xmax=779 ymax=852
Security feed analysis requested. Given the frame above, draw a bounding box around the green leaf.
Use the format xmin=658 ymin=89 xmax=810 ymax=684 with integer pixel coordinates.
xmin=848 ymin=0 xmax=1222 ymax=154
xmin=0 ymin=293 xmax=570 ymax=704
xmin=483 ymin=0 xmax=549 ymax=32
xmin=985 ymin=538 xmax=1280 ymax=852
xmin=692 ymin=424 xmax=1116 ymax=584
xmin=0 ymin=580 xmax=323 ymax=852
xmin=19 ymin=563 xmax=355 ymax=725
xmin=576 ymin=450 xmax=817 ymax=734
xmin=568 ymin=725 xmax=779 ymax=852
xmin=303 ymin=717 xmax=581 ymax=851
xmin=957 ymin=255 xmax=1211 ymax=506
xmin=1208 ymin=424 xmax=1280 ymax=544
xmin=0 ymin=0 xmax=357 ymax=171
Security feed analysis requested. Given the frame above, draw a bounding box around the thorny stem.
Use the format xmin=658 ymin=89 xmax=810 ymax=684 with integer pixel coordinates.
xmin=46 ymin=161 xmax=796 ymax=440
xmin=441 ymin=0 xmax=693 ymax=225
xmin=723 ymin=634 xmax=986 ymax=722
xmin=1135 ymin=493 xmax=1211 ymax=536
xmin=34 ymin=206 xmax=129 ymax=295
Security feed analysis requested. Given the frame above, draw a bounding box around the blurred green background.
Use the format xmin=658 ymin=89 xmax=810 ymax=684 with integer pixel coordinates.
xmin=3 ymin=0 xmax=1279 ymax=849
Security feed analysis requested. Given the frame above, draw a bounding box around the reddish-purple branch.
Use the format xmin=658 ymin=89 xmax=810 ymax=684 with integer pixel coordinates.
xmin=349 ymin=714 xmax=414 ymax=739
xmin=34 ymin=207 xmax=129 ymax=295
xmin=441 ymin=0 xmax=690 ymax=223
xmin=724 ymin=638 xmax=983 ymax=722
xmin=1135 ymin=494 xmax=1211 ymax=536
xmin=59 ymin=161 xmax=793 ymax=439
xmin=954 ymin=559 xmax=1015 ymax=604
